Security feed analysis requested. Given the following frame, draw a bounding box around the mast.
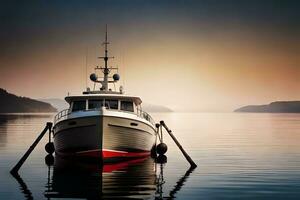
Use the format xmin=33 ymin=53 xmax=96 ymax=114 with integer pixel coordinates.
xmin=99 ymin=24 xmax=113 ymax=91
xmin=85 ymin=25 xmax=120 ymax=95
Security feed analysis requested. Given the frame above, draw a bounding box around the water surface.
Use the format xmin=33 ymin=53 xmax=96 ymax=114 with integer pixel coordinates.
xmin=0 ymin=113 xmax=300 ymax=199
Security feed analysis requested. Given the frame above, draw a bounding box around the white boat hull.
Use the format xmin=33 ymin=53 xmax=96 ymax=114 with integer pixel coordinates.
xmin=53 ymin=111 xmax=156 ymax=161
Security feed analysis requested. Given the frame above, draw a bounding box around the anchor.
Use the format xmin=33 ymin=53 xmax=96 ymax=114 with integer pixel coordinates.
xmin=154 ymin=120 xmax=197 ymax=168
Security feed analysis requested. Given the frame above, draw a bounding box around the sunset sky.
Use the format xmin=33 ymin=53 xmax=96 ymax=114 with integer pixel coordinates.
xmin=0 ymin=0 xmax=299 ymax=111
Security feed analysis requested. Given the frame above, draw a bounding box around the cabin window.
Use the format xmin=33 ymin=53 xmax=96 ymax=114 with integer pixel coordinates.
xmin=88 ymin=100 xmax=103 ymax=110
xmin=72 ymin=100 xmax=86 ymax=112
xmin=105 ymin=100 xmax=118 ymax=109
xmin=121 ymin=101 xmax=134 ymax=112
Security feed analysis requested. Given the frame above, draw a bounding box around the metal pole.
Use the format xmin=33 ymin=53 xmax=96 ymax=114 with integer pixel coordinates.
xmin=48 ymin=126 xmax=51 ymax=143
xmin=10 ymin=122 xmax=53 ymax=175
xmin=160 ymin=124 xmax=163 ymax=143
xmin=160 ymin=121 xmax=197 ymax=168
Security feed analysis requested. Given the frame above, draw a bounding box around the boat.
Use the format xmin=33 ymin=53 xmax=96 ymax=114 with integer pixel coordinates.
xmin=52 ymin=28 xmax=157 ymax=162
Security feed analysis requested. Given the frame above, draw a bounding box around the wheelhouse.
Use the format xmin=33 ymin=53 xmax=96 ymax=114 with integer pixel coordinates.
xmin=54 ymin=94 xmax=155 ymax=126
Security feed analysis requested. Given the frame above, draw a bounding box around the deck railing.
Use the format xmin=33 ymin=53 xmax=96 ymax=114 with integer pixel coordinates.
xmin=54 ymin=107 xmax=155 ymax=126
xmin=54 ymin=109 xmax=70 ymax=124
xmin=138 ymin=109 xmax=156 ymax=126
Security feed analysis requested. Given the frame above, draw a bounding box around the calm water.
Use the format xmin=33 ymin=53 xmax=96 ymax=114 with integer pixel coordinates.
xmin=0 ymin=113 xmax=300 ymax=199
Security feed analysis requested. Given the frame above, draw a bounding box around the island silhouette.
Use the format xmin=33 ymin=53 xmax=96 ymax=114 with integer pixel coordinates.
xmin=0 ymin=88 xmax=56 ymax=113
xmin=235 ymin=101 xmax=300 ymax=113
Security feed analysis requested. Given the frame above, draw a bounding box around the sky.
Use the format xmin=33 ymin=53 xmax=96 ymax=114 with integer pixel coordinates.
xmin=0 ymin=0 xmax=299 ymax=112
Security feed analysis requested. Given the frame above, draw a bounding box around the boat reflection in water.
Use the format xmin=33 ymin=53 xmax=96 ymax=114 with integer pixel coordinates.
xmin=12 ymin=155 xmax=195 ymax=199
xmin=45 ymin=155 xmax=157 ymax=199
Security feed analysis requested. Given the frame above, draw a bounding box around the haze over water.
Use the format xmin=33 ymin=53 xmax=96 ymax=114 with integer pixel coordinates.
xmin=1 ymin=0 xmax=300 ymax=112
xmin=1 ymin=112 xmax=300 ymax=199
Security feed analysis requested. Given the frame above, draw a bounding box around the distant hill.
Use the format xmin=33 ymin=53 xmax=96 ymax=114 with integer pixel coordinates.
xmin=40 ymin=98 xmax=172 ymax=113
xmin=235 ymin=101 xmax=300 ymax=113
xmin=0 ymin=88 xmax=57 ymax=113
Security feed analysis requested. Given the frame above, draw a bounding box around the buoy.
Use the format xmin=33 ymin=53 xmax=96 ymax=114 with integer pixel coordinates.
xmin=45 ymin=142 xmax=55 ymax=154
xmin=45 ymin=154 xmax=54 ymax=166
xmin=151 ymin=145 xmax=157 ymax=158
xmin=156 ymin=143 xmax=168 ymax=155
xmin=156 ymin=154 xmax=167 ymax=164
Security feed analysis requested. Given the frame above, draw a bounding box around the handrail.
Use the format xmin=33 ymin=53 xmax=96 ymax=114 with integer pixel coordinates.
xmin=54 ymin=107 xmax=155 ymax=127
xmin=138 ymin=109 xmax=156 ymax=126
xmin=54 ymin=109 xmax=70 ymax=124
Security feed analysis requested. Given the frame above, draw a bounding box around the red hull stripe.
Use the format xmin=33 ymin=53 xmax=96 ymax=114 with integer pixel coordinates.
xmin=76 ymin=149 xmax=150 ymax=158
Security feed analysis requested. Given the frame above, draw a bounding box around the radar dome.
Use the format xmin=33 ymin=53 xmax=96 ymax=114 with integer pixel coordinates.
xmin=113 ymin=74 xmax=120 ymax=81
xmin=90 ymin=73 xmax=98 ymax=82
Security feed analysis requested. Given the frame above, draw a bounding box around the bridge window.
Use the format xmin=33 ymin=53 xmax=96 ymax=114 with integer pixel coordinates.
xmin=121 ymin=101 xmax=134 ymax=112
xmin=105 ymin=100 xmax=118 ymax=110
xmin=88 ymin=100 xmax=103 ymax=110
xmin=72 ymin=100 xmax=86 ymax=112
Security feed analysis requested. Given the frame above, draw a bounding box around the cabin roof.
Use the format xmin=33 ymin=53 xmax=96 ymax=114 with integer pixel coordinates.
xmin=65 ymin=94 xmax=142 ymax=104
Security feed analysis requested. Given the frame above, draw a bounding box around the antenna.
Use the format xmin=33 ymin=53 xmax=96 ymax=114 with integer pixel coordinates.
xmin=103 ymin=24 xmax=109 ymax=59
xmin=85 ymin=47 xmax=88 ymax=89
xmin=121 ymin=49 xmax=125 ymax=89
